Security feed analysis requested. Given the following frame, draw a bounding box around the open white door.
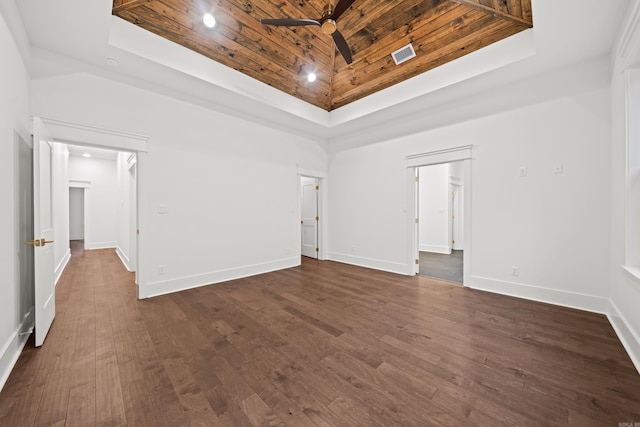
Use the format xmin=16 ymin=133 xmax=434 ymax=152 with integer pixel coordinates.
xmin=301 ymin=177 xmax=318 ymax=259
xmin=31 ymin=117 xmax=56 ymax=347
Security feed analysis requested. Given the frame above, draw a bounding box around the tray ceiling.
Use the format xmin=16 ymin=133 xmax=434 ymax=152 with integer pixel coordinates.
xmin=113 ymin=0 xmax=533 ymax=111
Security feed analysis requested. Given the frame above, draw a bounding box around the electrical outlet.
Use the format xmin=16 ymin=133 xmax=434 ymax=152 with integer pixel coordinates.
xmin=158 ymin=265 xmax=165 ymax=275
xmin=511 ymin=266 xmax=520 ymax=276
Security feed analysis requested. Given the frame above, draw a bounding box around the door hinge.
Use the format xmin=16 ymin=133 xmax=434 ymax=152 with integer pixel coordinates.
xmin=415 ymin=177 xmax=419 ymax=182
xmin=415 ymin=259 xmax=419 ymax=264
xmin=315 ymin=247 xmax=319 ymax=252
xmin=315 ymin=185 xmax=319 ymax=190
xmin=452 ymin=240 xmax=455 ymax=244
xmin=315 ymin=216 xmax=319 ymax=221
xmin=415 ymin=218 xmax=419 ymax=224
xmin=452 ymin=215 xmax=455 ymax=219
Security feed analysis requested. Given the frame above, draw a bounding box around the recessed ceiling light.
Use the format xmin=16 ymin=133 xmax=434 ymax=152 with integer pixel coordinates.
xmin=83 ymin=153 xmax=91 ymax=158
xmin=307 ymin=72 xmax=317 ymax=83
xmin=203 ymin=13 xmax=216 ymax=28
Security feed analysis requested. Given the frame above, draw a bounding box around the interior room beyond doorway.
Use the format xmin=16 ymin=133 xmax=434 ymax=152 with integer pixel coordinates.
xmin=417 ymin=162 xmax=464 ymax=283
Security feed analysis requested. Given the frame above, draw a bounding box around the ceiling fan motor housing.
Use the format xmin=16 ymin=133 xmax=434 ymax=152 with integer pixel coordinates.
xmin=321 ymin=19 xmax=337 ymax=34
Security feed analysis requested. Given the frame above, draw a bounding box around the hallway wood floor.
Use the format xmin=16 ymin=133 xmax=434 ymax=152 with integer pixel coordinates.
xmin=1 ymin=249 xmax=640 ymax=426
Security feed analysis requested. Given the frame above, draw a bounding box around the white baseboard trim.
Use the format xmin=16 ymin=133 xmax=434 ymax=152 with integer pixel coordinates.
xmin=0 ymin=308 xmax=33 ymax=392
xmin=54 ymin=248 xmax=71 ymax=286
xmin=328 ymin=252 xmax=411 ymax=275
xmin=466 ymin=275 xmax=610 ymax=314
xmin=85 ymin=241 xmax=117 ymax=250
xmin=139 ymin=257 xmax=300 ymax=299
xmin=607 ymin=299 xmax=640 ymax=375
xmin=419 ymin=245 xmax=451 ymax=254
xmin=115 ymin=246 xmax=133 ymax=272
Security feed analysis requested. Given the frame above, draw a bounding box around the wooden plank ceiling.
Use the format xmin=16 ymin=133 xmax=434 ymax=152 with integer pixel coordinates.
xmin=112 ymin=0 xmax=532 ymax=111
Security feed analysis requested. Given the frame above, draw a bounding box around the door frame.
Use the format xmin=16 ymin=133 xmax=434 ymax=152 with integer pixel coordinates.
xmin=35 ymin=117 xmax=149 ymax=297
xmin=297 ymin=166 xmax=328 ymax=261
xmin=406 ymin=146 xmax=472 ymax=284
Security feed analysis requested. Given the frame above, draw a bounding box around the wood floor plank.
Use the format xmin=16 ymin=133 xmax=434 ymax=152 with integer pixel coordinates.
xmin=95 ymin=355 xmax=127 ymax=426
xmin=1 ymin=249 xmax=639 ymax=426
xmin=66 ymin=382 xmax=96 ymax=427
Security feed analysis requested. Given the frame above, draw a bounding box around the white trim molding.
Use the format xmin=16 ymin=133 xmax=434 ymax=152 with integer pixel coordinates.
xmin=329 ymin=251 xmax=412 ymax=276
xmin=467 ymin=275 xmax=610 ymax=314
xmin=85 ymin=241 xmax=118 ymax=250
xmin=406 ymin=145 xmax=472 ymax=168
xmin=608 ymin=299 xmax=640 ymax=375
xmin=0 ymin=308 xmax=33 ymax=392
xmin=116 ymin=246 xmax=133 ymax=272
xmin=297 ymin=165 xmax=328 ymax=179
xmin=419 ymin=245 xmax=451 ymax=254
xmin=140 ymin=257 xmax=300 ymax=299
xmin=38 ymin=117 xmax=149 ymax=153
xmin=613 ymin=0 xmax=640 ymax=73
xmin=54 ymin=248 xmax=71 ymax=286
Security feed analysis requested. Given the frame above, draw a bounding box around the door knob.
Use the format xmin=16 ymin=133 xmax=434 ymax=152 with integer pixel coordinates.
xmin=24 ymin=239 xmax=41 ymax=247
xmin=40 ymin=239 xmax=54 ymax=246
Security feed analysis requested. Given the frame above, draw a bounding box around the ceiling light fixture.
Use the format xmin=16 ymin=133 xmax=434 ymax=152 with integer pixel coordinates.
xmin=307 ymin=72 xmax=317 ymax=83
xmin=82 ymin=153 xmax=92 ymax=158
xmin=203 ymin=13 xmax=216 ymax=28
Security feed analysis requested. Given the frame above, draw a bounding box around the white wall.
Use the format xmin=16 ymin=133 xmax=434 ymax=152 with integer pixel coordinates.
xmin=419 ymin=164 xmax=451 ymax=254
xmin=52 ymin=142 xmax=70 ymax=282
xmin=68 ymin=155 xmax=118 ymax=250
xmin=32 ymin=72 xmax=328 ymax=298
xmin=0 ymin=6 xmax=31 ymax=390
xmin=69 ymin=187 xmax=84 ymax=240
xmin=329 ymin=64 xmax=612 ymax=312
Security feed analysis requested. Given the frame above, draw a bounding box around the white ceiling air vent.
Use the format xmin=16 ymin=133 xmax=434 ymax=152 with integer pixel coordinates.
xmin=391 ymin=43 xmax=416 ymax=65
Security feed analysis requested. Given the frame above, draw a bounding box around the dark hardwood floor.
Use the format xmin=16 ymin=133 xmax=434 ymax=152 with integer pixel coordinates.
xmin=1 ymin=249 xmax=639 ymax=426
xmin=419 ymin=250 xmax=463 ymax=283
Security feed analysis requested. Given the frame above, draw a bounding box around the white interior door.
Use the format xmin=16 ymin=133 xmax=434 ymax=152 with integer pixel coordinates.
xmin=301 ymin=177 xmax=318 ymax=259
xmin=32 ymin=117 xmax=56 ymax=347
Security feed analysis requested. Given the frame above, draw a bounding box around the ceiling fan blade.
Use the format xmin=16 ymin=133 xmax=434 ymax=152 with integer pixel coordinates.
xmin=330 ymin=0 xmax=357 ymax=21
xmin=332 ymin=30 xmax=353 ymax=64
xmin=260 ymin=18 xmax=320 ymax=27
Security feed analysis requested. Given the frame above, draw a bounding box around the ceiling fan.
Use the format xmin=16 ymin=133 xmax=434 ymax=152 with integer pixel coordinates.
xmin=260 ymin=0 xmax=356 ymax=64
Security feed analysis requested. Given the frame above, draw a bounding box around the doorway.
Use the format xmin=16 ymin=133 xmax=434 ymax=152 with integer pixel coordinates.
xmin=416 ymin=162 xmax=464 ymax=283
xmin=69 ymin=187 xmax=84 ymax=255
xmin=17 ymin=131 xmax=34 ymax=338
xmin=300 ymin=176 xmax=319 ymax=259
xmin=407 ymin=145 xmax=472 ymax=284
xmin=65 ymin=144 xmax=137 ymax=272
